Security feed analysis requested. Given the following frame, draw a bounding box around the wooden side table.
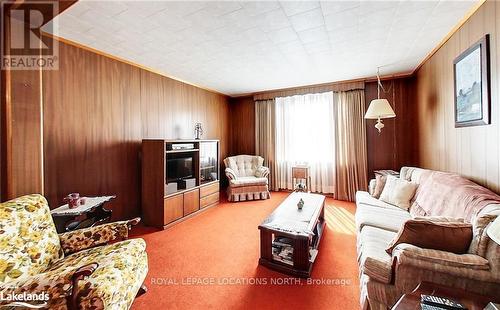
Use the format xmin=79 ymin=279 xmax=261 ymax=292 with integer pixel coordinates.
xmin=392 ymin=282 xmax=498 ymax=310
xmin=51 ymin=196 xmax=115 ymax=233
xmin=292 ymin=165 xmax=311 ymax=192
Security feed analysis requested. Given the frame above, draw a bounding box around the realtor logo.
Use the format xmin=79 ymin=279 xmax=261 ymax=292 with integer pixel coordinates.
xmin=1 ymin=0 xmax=59 ymax=70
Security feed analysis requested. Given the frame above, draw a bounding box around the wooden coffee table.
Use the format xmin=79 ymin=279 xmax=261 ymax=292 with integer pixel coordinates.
xmin=258 ymin=192 xmax=325 ymax=278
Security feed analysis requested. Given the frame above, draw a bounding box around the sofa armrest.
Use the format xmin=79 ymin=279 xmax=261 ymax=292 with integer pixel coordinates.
xmin=390 ymin=243 xmax=500 ymax=297
xmin=225 ymin=167 xmax=237 ymax=181
xmin=391 ymin=244 xmax=498 ymax=284
xmin=393 ymin=244 xmax=490 ymax=270
xmin=58 ymin=218 xmax=140 ymax=255
xmin=255 ymin=166 xmax=270 ymax=178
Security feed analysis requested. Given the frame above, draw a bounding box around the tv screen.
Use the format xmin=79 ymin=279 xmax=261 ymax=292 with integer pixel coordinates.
xmin=167 ymin=157 xmax=193 ymax=183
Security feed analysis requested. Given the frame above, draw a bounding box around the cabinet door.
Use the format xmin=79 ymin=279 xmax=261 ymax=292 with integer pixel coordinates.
xmin=183 ymin=189 xmax=200 ymax=216
xmin=164 ymin=194 xmax=183 ymax=224
xmin=199 ymin=141 xmax=219 ymax=185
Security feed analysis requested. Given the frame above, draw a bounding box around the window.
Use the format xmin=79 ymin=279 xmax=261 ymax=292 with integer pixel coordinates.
xmin=275 ymin=92 xmax=335 ymax=193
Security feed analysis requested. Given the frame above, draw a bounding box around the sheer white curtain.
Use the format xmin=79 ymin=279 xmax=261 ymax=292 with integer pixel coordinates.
xmin=275 ymin=92 xmax=336 ymax=194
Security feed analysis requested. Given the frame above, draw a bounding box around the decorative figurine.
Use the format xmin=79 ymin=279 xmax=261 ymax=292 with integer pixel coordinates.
xmin=297 ymin=198 xmax=304 ymax=210
xmin=194 ymin=122 xmax=203 ymax=139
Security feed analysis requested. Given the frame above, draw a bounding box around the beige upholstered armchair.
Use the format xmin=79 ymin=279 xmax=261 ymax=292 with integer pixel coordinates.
xmin=224 ymin=155 xmax=270 ymax=202
xmin=0 ymin=194 xmax=148 ymax=310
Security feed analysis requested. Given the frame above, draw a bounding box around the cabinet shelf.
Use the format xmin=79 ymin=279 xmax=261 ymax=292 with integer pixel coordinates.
xmin=166 ymin=149 xmax=199 ymax=154
xmin=200 ymin=166 xmax=216 ymax=170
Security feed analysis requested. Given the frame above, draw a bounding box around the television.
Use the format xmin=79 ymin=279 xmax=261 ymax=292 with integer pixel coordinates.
xmin=166 ymin=157 xmax=193 ymax=183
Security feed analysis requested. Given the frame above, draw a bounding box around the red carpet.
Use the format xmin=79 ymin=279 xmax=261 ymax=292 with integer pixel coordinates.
xmin=130 ymin=192 xmax=360 ymax=310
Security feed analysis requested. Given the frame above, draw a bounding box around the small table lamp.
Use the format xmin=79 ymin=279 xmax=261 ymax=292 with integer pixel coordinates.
xmin=487 ymin=216 xmax=500 ymax=246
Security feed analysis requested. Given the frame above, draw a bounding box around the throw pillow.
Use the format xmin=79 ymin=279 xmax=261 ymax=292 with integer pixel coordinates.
xmin=379 ymin=176 xmax=418 ymax=210
xmin=371 ymin=175 xmax=387 ymax=199
xmin=386 ymin=219 xmax=473 ymax=255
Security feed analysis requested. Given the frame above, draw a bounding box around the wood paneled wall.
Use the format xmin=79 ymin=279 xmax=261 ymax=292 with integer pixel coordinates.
xmin=365 ymin=77 xmax=419 ymax=178
xmin=42 ymin=41 xmax=229 ymax=220
xmin=414 ymin=0 xmax=500 ymax=193
xmin=229 ymin=96 xmax=255 ymax=156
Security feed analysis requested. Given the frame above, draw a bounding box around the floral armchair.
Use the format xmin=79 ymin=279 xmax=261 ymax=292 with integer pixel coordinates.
xmin=224 ymin=155 xmax=270 ymax=202
xmin=0 ymin=194 xmax=148 ymax=310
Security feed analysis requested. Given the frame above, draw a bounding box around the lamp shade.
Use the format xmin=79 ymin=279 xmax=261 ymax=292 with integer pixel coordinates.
xmin=365 ymin=99 xmax=396 ymax=119
xmin=487 ymin=217 xmax=500 ymax=245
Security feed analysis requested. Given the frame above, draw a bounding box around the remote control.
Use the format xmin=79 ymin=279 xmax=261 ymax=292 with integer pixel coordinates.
xmin=421 ymin=295 xmax=467 ymax=310
xmin=421 ymin=304 xmax=449 ymax=310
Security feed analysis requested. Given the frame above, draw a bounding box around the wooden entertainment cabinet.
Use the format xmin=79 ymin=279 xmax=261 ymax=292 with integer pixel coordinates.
xmin=141 ymin=139 xmax=220 ymax=229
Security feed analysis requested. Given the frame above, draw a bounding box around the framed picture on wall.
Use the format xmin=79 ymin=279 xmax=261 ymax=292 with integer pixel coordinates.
xmin=453 ymin=34 xmax=490 ymax=128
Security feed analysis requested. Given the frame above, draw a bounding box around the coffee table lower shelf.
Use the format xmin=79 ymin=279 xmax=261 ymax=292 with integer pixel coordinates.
xmin=258 ymin=219 xmax=325 ymax=278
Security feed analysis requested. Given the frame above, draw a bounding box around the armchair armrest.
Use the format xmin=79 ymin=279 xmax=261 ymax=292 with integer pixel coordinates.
xmin=255 ymin=166 xmax=270 ymax=178
xmin=58 ymin=217 xmax=140 ymax=255
xmin=225 ymin=167 xmax=237 ymax=180
xmin=0 ymin=263 xmax=100 ymax=309
xmin=68 ymin=263 xmax=99 ymax=310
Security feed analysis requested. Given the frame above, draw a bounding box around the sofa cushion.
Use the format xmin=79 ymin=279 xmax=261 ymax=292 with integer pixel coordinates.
xmin=379 ymin=176 xmax=418 ymax=210
xmin=230 ymin=176 xmax=268 ymax=187
xmin=358 ymin=226 xmax=397 ymax=284
xmin=371 ymin=175 xmax=387 ymax=199
xmin=356 ymin=202 xmax=411 ymax=233
xmin=356 ymin=191 xmax=405 ymax=211
xmin=411 ymin=171 xmax=500 ymax=221
xmin=386 ymin=220 xmax=473 ymax=255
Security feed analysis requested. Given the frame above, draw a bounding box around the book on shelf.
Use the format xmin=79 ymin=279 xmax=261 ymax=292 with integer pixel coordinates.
xmin=272 ymin=236 xmax=294 ymax=265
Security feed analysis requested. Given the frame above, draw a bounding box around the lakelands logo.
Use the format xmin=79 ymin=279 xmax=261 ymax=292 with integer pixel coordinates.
xmin=1 ymin=0 xmax=59 ymax=70
xmin=0 ymin=291 xmax=49 ymax=308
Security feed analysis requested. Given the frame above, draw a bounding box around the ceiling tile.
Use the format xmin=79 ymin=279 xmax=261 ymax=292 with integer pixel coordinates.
xmin=289 ymin=8 xmax=325 ymax=32
xmin=254 ymin=8 xmax=291 ymax=32
xmin=267 ymin=27 xmax=299 ymax=44
xmin=324 ymin=7 xmax=359 ymax=31
xmin=241 ymin=1 xmax=281 ymax=16
xmin=320 ymin=1 xmax=360 ymax=15
xmin=279 ymin=1 xmax=320 ymax=16
xmin=297 ymin=26 xmax=329 ymax=44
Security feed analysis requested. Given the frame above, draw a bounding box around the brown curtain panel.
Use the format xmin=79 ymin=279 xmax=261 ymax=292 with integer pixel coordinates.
xmin=255 ymin=99 xmax=278 ymax=191
xmin=333 ymin=90 xmax=368 ymax=201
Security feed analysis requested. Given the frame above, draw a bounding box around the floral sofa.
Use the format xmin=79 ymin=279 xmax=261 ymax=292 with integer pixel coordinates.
xmin=356 ymin=167 xmax=500 ymax=309
xmin=0 ymin=194 xmax=148 ymax=310
xmin=224 ymin=155 xmax=270 ymax=202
